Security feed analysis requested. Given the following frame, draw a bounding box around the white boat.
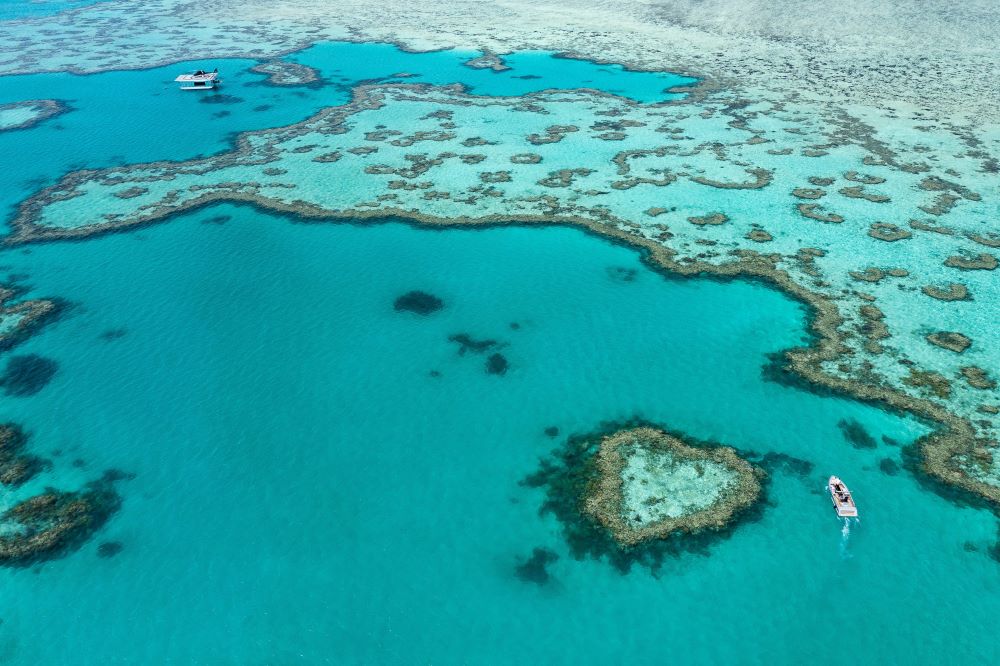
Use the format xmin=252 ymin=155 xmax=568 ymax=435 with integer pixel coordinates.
xmin=174 ymin=69 xmax=221 ymax=90
xmin=828 ymin=476 xmax=858 ymax=518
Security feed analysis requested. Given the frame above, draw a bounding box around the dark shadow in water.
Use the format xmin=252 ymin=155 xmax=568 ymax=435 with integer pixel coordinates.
xmin=198 ymin=94 xmax=245 ymax=105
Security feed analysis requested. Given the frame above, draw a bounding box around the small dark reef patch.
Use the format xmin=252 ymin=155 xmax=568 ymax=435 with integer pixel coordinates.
xmin=838 ymin=418 xmax=877 ymax=449
xmin=0 ymin=354 xmax=58 ymax=397
xmin=96 ymin=541 xmax=124 ymax=559
xmin=486 ymin=353 xmax=509 ymax=375
xmin=393 ymin=290 xmax=444 ymax=315
xmin=514 ymin=547 xmax=559 ymax=586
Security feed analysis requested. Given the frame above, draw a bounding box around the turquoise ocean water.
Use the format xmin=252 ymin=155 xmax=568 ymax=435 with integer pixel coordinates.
xmin=0 ymin=41 xmax=998 ymax=664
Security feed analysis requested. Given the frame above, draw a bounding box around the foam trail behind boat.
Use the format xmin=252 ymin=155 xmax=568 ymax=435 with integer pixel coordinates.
xmin=840 ymin=517 xmax=852 ymax=558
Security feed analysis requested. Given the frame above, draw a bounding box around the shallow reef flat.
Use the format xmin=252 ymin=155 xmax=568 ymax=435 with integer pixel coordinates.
xmin=0 ymin=284 xmax=61 ymax=352
xmin=584 ymin=427 xmax=761 ymax=547
xmin=10 ymin=77 xmax=999 ymax=504
xmin=0 ymin=99 xmax=67 ymax=132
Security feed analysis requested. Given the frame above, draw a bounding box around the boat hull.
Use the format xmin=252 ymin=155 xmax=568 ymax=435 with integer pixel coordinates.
xmin=828 ymin=476 xmax=858 ymax=518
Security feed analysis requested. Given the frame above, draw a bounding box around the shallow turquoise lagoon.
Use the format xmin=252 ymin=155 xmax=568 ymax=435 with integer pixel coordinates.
xmin=0 ymin=208 xmax=997 ymax=663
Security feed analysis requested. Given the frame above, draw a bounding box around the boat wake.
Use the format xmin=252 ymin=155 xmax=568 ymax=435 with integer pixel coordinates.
xmin=840 ymin=516 xmax=859 ymax=558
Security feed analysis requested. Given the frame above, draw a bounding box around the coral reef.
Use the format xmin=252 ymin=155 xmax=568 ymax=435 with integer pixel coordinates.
xmin=0 ymin=354 xmax=59 ymax=397
xmin=249 ymin=59 xmax=321 ymax=87
xmin=464 ymin=52 xmax=509 ymax=72
xmin=96 ymin=541 xmax=124 ymax=558
xmin=485 ymin=352 xmax=508 ymax=375
xmin=523 ymin=423 xmax=765 ymax=572
xmin=0 ymin=424 xmax=46 ymax=487
xmin=393 ymin=290 xmax=443 ymax=314
xmin=2 ymin=50 xmax=999 ymax=510
xmin=514 ymin=547 xmax=558 ymax=585
xmin=926 ymin=332 xmax=972 ymax=354
xmin=687 ymin=212 xmax=728 ymax=226
xmin=838 ymin=419 xmax=877 ymax=449
xmin=448 ymin=333 xmax=499 ymax=355
xmin=0 ymin=285 xmax=62 ymax=353
xmin=0 ymin=99 xmax=68 ymax=132
xmin=583 ymin=427 xmax=760 ymax=547
xmin=0 ymin=480 xmax=121 ymax=565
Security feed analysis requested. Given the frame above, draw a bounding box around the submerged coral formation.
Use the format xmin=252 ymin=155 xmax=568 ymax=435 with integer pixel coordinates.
xmin=583 ymin=427 xmax=761 ymax=546
xmin=523 ymin=423 xmax=765 ymax=572
xmin=393 ymin=290 xmax=443 ymax=314
xmin=0 ymin=480 xmax=121 ymax=565
xmin=0 ymin=354 xmax=59 ymax=396
xmin=249 ymin=59 xmax=322 ymax=87
xmin=0 ymin=423 xmax=46 ymax=487
xmin=0 ymin=99 xmax=68 ymax=132
xmin=0 ymin=284 xmax=62 ymax=352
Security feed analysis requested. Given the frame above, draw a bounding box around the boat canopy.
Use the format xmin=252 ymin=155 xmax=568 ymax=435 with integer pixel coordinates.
xmin=174 ymin=69 xmax=219 ymax=82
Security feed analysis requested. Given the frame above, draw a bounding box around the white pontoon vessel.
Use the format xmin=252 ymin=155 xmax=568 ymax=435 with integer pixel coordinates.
xmin=175 ymin=69 xmax=221 ymax=90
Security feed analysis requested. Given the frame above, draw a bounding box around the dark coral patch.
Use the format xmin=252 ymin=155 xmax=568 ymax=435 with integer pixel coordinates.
xmin=101 ymin=468 xmax=137 ymax=483
xmin=448 ymin=333 xmax=498 ymax=355
xmin=838 ymin=419 xmax=877 ymax=449
xmin=485 ymin=353 xmax=509 ymax=375
xmin=607 ymin=266 xmax=638 ymax=282
xmin=0 ymin=478 xmax=122 ymax=565
xmin=96 ymin=541 xmax=124 ymax=559
xmin=0 ymin=424 xmax=47 ymax=487
xmin=393 ymin=290 xmax=443 ymax=315
xmin=0 ymin=354 xmax=58 ymax=397
xmin=515 ymin=547 xmax=559 ymax=586
xmin=99 ymin=328 xmax=127 ymax=341
xmin=544 ymin=426 xmax=560 ymax=438
xmin=879 ymin=458 xmax=900 ymax=476
xmin=747 ymin=451 xmax=814 ymax=478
